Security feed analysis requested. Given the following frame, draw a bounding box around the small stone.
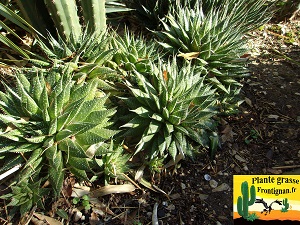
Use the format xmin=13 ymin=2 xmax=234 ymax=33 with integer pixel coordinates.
xmin=266 ymin=149 xmax=273 ymax=159
xmin=181 ymin=183 xmax=186 ymax=190
xmin=209 ymin=179 xmax=218 ymax=188
xmin=235 ymin=154 xmax=247 ymax=163
xmin=268 ymin=114 xmax=279 ymax=120
xmin=216 ymin=221 xmax=222 ymax=225
xmin=234 ymin=166 xmax=241 ymax=173
xmin=243 ymin=165 xmax=249 ymax=171
xmin=198 ymin=194 xmax=209 ymax=200
xmin=244 ymin=97 xmax=253 ymax=107
xmin=167 ymin=204 xmax=175 ymax=211
xmin=267 ymin=168 xmax=282 ymax=174
xmin=298 ymin=150 xmax=300 ymax=158
xmin=212 ymin=183 xmax=230 ymax=192
xmin=162 ymin=201 xmax=168 ymax=206
xmin=170 ymin=193 xmax=181 ymax=200
xmin=286 ymin=105 xmax=292 ymax=109
xmin=157 ymin=209 xmax=165 ymax=218
xmin=73 ymin=209 xmax=83 ymax=222
xmin=218 ymin=215 xmax=228 ymax=221
xmin=204 ymin=174 xmax=211 ymax=181
xmin=285 ymin=160 xmax=294 ymax=165
xmin=190 ymin=205 xmax=196 ymax=213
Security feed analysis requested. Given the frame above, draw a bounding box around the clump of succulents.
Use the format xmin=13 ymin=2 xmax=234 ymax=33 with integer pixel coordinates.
xmin=0 ymin=0 xmax=276 ymax=219
xmin=155 ymin=3 xmax=249 ymax=89
xmin=37 ymin=29 xmax=121 ymax=85
xmin=110 ymin=30 xmax=160 ymax=75
xmin=154 ymin=1 xmax=272 ymax=113
xmin=119 ymin=59 xmax=219 ymax=164
xmin=0 ymin=65 xmax=123 ymax=213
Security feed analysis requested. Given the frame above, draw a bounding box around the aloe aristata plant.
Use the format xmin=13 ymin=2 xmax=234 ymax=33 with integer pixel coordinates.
xmin=110 ymin=30 xmax=160 ymax=74
xmin=0 ymin=65 xmax=120 ymax=213
xmin=120 ymin=59 xmax=219 ymax=163
xmin=155 ymin=3 xmax=249 ymax=91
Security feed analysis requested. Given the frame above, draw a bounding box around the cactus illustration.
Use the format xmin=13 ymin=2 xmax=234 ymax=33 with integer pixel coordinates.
xmin=237 ymin=181 xmax=256 ymax=219
xmin=281 ymin=198 xmax=289 ymax=212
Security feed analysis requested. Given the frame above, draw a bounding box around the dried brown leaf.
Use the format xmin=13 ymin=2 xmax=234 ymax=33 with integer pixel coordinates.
xmin=221 ymin=125 xmax=236 ymax=143
xmin=268 ymin=114 xmax=280 ymax=120
xmin=71 ymin=185 xmax=90 ymax=198
xmin=178 ymin=52 xmax=200 ymax=60
xmin=134 ymin=165 xmax=145 ymax=181
xmin=32 ymin=213 xmax=62 ymax=225
xmin=244 ymin=97 xmax=253 ymax=107
xmin=234 ymin=154 xmax=247 ymax=163
xmin=89 ymin=212 xmax=100 ymax=225
xmin=267 ymin=168 xmax=282 ymax=174
xmin=89 ymin=184 xmax=135 ymax=198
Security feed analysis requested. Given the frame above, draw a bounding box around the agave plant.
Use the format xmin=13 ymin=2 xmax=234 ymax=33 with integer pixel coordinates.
xmin=0 ymin=65 xmax=120 ymax=212
xmin=119 ymin=59 xmax=219 ymax=163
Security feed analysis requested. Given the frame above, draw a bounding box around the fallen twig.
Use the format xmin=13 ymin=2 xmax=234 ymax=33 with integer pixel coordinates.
xmin=272 ymin=165 xmax=300 ymax=170
xmin=271 ymin=48 xmax=300 ymax=66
